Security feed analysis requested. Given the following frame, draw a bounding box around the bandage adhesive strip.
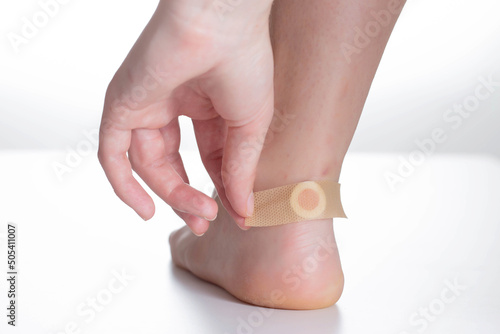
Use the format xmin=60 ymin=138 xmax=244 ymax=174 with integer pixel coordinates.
xmin=244 ymin=180 xmax=346 ymax=227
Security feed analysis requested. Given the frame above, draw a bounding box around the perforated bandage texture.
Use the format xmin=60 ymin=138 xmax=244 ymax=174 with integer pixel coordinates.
xmin=244 ymin=180 xmax=346 ymax=227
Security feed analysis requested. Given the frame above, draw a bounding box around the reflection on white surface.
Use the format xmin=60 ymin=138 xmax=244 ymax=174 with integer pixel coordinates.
xmin=0 ymin=151 xmax=498 ymax=333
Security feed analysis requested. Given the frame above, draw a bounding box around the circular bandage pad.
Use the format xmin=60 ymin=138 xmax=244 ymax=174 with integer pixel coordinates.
xmin=245 ymin=180 xmax=347 ymax=227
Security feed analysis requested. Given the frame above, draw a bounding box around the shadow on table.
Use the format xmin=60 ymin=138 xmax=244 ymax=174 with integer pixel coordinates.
xmin=170 ymin=262 xmax=343 ymax=334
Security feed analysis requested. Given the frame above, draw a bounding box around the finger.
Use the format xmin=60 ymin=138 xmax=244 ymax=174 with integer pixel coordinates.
xmin=98 ymin=121 xmax=155 ymax=220
xmin=173 ymin=209 xmax=210 ymax=236
xmin=222 ymin=109 xmax=272 ymax=218
xmin=213 ymin=183 xmax=248 ymax=230
xmin=165 ymin=151 xmax=213 ymax=234
xmin=158 ymin=119 xmax=190 ymax=184
xmin=129 ymin=127 xmax=218 ymax=221
xmin=209 ymin=48 xmax=275 ymax=218
xmin=192 ymin=117 xmax=247 ymax=229
xmin=97 ymin=7 xmax=208 ymax=221
xmin=160 ymin=120 xmax=213 ymax=235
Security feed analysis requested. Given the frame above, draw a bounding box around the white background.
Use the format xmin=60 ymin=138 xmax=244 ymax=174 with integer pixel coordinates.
xmin=0 ymin=0 xmax=499 ymax=155
xmin=0 ymin=1 xmax=499 ymax=334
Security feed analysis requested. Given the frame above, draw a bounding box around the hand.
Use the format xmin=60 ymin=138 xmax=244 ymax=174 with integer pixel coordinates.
xmin=98 ymin=0 xmax=274 ymax=235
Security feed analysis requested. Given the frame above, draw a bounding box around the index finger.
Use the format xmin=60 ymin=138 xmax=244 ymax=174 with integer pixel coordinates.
xmin=98 ymin=119 xmax=155 ymax=220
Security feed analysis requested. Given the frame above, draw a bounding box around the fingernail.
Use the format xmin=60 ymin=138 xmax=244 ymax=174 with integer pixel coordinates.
xmin=238 ymin=224 xmax=251 ymax=231
xmin=206 ymin=213 xmax=218 ymax=222
xmin=192 ymin=229 xmax=206 ymax=237
xmin=246 ymin=192 xmax=254 ymax=217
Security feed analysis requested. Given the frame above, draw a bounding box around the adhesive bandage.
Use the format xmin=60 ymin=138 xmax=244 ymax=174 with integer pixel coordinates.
xmin=245 ymin=180 xmax=346 ymax=227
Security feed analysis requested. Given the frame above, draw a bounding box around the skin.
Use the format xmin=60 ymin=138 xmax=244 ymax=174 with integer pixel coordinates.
xmin=99 ymin=0 xmax=275 ymax=235
xmin=170 ymin=0 xmax=405 ymax=309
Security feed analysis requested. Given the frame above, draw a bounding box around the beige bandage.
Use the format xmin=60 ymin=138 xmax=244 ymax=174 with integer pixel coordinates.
xmin=245 ymin=180 xmax=347 ymax=227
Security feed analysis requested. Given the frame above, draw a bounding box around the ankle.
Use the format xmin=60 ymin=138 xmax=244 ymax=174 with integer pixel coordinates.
xmin=254 ymin=129 xmax=344 ymax=191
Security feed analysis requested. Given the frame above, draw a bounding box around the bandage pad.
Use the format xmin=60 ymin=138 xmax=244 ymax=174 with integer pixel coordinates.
xmin=245 ymin=180 xmax=346 ymax=227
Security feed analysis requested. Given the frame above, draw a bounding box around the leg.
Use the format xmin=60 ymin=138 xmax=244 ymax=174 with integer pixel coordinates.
xmin=170 ymin=0 xmax=404 ymax=309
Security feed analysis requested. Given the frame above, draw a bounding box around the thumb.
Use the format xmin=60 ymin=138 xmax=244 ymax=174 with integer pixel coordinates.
xmin=221 ymin=101 xmax=274 ymax=218
xmin=209 ymin=40 xmax=275 ymax=219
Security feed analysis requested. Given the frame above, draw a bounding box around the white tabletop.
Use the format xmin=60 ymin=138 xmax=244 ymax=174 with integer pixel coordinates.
xmin=0 ymin=151 xmax=499 ymax=334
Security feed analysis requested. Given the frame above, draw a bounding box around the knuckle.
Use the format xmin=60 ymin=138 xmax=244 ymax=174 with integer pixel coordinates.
xmin=99 ymin=118 xmax=114 ymax=136
xmin=163 ymin=181 xmax=181 ymax=203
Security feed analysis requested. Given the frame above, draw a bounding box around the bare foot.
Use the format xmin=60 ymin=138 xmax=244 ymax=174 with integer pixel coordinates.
xmin=170 ymin=0 xmax=402 ymax=311
xmin=169 ymin=198 xmax=343 ymax=310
